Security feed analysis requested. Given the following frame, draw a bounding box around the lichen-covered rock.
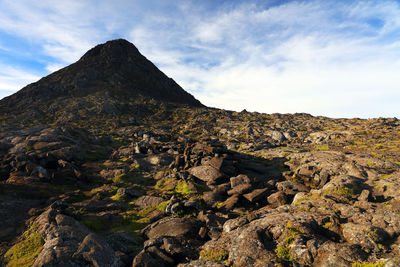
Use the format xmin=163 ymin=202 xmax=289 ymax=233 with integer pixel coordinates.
xmin=32 ymin=201 xmax=122 ymax=267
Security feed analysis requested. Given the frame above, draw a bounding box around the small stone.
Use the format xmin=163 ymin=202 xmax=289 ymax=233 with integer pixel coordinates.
xmin=208 ymin=227 xmax=221 ymax=240
xmin=243 ymin=188 xmax=268 ymax=202
xmin=222 ymin=195 xmax=239 ymax=211
xmin=267 ymin=191 xmax=287 ymax=206
xmin=117 ymin=188 xmax=127 ymax=197
xmin=227 ymin=183 xmax=252 ymax=195
xmin=147 ymin=209 xmax=164 ymax=222
xmin=292 ymin=192 xmax=307 ymax=205
xmin=202 ymin=191 xmax=222 ymax=206
xmin=135 ymin=196 xmax=165 ymax=209
xmin=230 ymin=174 xmax=251 ymax=188
xmin=358 ymin=189 xmax=370 ymax=202
xmin=199 ymin=227 xmax=207 ymax=239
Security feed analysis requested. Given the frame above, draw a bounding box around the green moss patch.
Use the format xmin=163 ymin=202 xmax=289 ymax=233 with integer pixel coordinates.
xmin=110 ymin=192 xmax=126 ymax=202
xmin=315 ymin=145 xmax=329 ymax=151
xmin=4 ymin=224 xmax=44 ymax=267
xmin=137 ymin=201 xmax=169 ymax=217
xmin=275 ymin=221 xmax=304 ymax=262
xmin=352 ymin=260 xmax=386 ymax=267
xmin=200 ymin=248 xmax=229 ymax=262
xmin=155 ymin=177 xmax=177 ymax=192
xmin=333 ymin=186 xmax=360 ymax=197
xmin=175 ymin=180 xmax=192 ymax=195
xmin=80 ymin=216 xmax=109 ymax=232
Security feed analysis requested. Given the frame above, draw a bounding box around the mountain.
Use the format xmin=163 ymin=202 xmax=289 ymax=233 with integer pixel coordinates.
xmin=1 ymin=40 xmax=400 ymax=267
xmin=0 ymin=39 xmax=203 ymax=115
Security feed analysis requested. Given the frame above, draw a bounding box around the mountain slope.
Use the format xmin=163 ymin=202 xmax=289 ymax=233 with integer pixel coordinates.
xmin=0 ymin=39 xmax=203 ymax=114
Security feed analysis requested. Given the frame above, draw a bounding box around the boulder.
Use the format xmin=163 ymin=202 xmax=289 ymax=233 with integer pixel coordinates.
xmin=143 ymin=217 xmax=200 ymax=239
xmin=135 ymin=196 xmax=165 ymax=209
xmin=32 ymin=202 xmax=122 ymax=267
xmin=267 ymin=191 xmax=287 ymax=206
xmin=132 ymin=247 xmax=174 ymax=267
xmin=190 ymin=165 xmax=223 ymax=184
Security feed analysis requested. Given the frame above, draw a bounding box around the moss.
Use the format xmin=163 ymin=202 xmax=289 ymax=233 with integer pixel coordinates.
xmin=110 ymin=210 xmax=150 ymax=239
xmin=129 ymin=163 xmax=140 ymax=171
xmin=333 ymin=186 xmax=357 ymax=197
xmin=275 ymin=221 xmax=304 ymax=262
xmin=113 ymin=173 xmax=127 ymax=184
xmin=214 ymin=202 xmax=225 ymax=209
xmin=351 ymin=261 xmax=386 ymax=267
xmin=199 ymin=248 xmax=229 ymax=262
xmin=66 ymin=192 xmax=88 ymax=203
xmin=110 ymin=192 xmax=126 ymax=202
xmin=367 ymin=162 xmax=376 ymax=168
xmin=296 ymin=206 xmax=310 ymax=212
xmin=155 ymin=177 xmax=176 ymax=192
xmin=137 ymin=201 xmax=169 ymax=217
xmin=323 ymin=222 xmax=333 ymax=229
xmin=315 ymin=145 xmax=329 ymax=151
xmin=120 ymin=157 xmax=129 ymax=162
xmin=4 ymin=224 xmax=44 ymax=267
xmin=80 ymin=216 xmax=108 ymax=232
xmin=373 ymin=144 xmax=386 ymax=150
xmin=275 ymin=245 xmax=293 ymax=262
xmin=379 ymin=173 xmax=393 ymax=180
xmin=367 ymin=228 xmax=384 ymax=244
xmin=293 ymin=193 xmax=320 ymax=205
xmin=175 ymin=180 xmax=191 ymax=195
xmin=65 ymin=206 xmax=86 ymax=217
xmin=293 ymin=198 xmax=306 ymax=205
xmin=308 ymin=194 xmax=321 ymax=200
xmin=283 ymin=152 xmax=293 ymax=157
xmin=276 ymin=162 xmax=290 ymax=172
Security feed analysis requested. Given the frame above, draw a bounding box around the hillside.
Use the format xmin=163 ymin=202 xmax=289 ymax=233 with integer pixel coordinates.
xmin=0 ymin=39 xmax=400 ymax=267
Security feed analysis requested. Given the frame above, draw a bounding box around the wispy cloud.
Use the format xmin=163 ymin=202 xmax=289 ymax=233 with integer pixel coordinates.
xmin=0 ymin=64 xmax=40 ymax=100
xmin=1 ymin=0 xmax=400 ymax=117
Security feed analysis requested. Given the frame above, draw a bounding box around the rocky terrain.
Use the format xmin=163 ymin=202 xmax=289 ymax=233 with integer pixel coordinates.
xmin=1 ymin=39 xmax=400 ymax=267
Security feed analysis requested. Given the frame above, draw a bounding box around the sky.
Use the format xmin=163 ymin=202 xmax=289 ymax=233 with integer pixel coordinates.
xmin=1 ymin=0 xmax=400 ymax=118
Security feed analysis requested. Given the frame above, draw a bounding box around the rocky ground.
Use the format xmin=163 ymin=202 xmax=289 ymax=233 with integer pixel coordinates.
xmin=1 ymin=105 xmax=400 ymax=267
xmin=1 ymin=39 xmax=400 ymax=267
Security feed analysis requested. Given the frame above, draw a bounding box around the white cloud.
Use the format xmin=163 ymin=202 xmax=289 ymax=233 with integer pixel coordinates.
xmin=0 ymin=64 xmax=40 ymax=100
xmin=45 ymin=63 xmax=66 ymax=73
xmin=138 ymin=1 xmax=400 ymax=118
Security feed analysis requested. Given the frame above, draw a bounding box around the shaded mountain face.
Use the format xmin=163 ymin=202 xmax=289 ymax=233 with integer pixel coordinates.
xmin=0 ymin=39 xmax=203 ymax=113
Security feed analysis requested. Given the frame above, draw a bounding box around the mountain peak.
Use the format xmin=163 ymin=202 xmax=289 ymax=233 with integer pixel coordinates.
xmin=79 ymin=39 xmax=140 ymax=62
xmin=0 ymin=39 xmax=203 ymax=114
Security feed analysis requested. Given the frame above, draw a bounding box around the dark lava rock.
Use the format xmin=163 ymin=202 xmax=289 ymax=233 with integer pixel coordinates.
xmin=142 ymin=217 xmax=201 ymax=239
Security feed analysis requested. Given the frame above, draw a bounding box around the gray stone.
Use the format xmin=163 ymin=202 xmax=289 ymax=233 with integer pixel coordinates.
xmin=190 ymin=165 xmax=223 ymax=184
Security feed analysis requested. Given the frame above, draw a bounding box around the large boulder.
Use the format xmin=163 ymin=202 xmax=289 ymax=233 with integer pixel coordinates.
xmin=32 ymin=201 xmax=122 ymax=267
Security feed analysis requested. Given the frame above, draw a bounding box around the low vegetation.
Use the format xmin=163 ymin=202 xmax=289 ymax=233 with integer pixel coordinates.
xmin=4 ymin=224 xmax=44 ymax=267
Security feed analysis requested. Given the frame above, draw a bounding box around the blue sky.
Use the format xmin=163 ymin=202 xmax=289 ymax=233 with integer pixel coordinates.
xmin=1 ymin=0 xmax=400 ymax=118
